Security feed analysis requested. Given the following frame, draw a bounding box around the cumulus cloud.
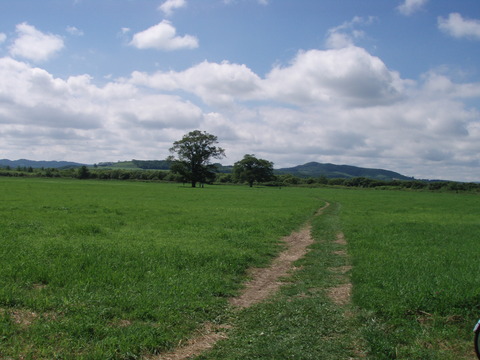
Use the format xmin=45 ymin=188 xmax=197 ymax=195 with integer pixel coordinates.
xmin=130 ymin=20 xmax=198 ymax=51
xmin=438 ymin=13 xmax=480 ymax=40
xmin=0 ymin=56 xmax=204 ymax=163
xmin=129 ymin=45 xmax=405 ymax=108
xmin=0 ymin=33 xmax=6 ymax=43
xmin=264 ymin=47 xmax=406 ymax=107
xmin=397 ymin=0 xmax=428 ymax=16
xmin=0 ymin=57 xmax=101 ymax=129
xmin=9 ymin=22 xmax=64 ymax=62
xmin=130 ymin=60 xmax=261 ymax=106
xmin=159 ymin=0 xmax=186 ymax=16
xmin=116 ymin=95 xmax=202 ymax=129
xmin=421 ymin=70 xmax=480 ymax=98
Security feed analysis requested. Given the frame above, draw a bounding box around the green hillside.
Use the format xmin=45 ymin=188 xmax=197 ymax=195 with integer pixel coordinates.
xmin=275 ymin=162 xmax=413 ymax=181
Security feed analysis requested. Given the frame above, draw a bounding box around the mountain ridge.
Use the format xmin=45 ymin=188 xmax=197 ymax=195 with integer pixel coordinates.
xmin=0 ymin=158 xmax=86 ymax=169
xmin=275 ymin=162 xmax=413 ymax=181
xmin=0 ymin=158 xmax=413 ymax=181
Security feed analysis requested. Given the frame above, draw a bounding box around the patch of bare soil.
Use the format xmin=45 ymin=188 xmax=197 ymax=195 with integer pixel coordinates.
xmin=149 ymin=324 xmax=231 ymax=360
xmin=10 ymin=309 xmax=38 ymax=328
xmin=1 ymin=307 xmax=62 ymax=330
xmin=229 ymin=224 xmax=314 ymax=308
xmin=327 ymin=283 xmax=352 ymax=306
xmin=149 ymin=202 xmax=330 ymax=360
xmin=335 ymin=232 xmax=347 ymax=245
xmin=326 ymin=232 xmax=353 ymax=307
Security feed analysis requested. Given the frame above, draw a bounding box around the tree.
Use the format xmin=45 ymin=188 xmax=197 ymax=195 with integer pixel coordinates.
xmin=168 ymin=130 xmax=225 ymax=188
xmin=76 ymin=165 xmax=90 ymax=179
xmin=233 ymin=154 xmax=274 ymax=187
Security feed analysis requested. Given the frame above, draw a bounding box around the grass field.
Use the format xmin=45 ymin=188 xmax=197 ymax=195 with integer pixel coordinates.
xmin=0 ymin=178 xmax=320 ymax=359
xmin=202 ymin=188 xmax=480 ymax=360
xmin=330 ymin=188 xmax=480 ymax=359
xmin=1 ymin=178 xmax=479 ymax=359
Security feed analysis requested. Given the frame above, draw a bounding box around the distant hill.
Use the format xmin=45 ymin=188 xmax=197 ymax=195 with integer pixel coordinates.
xmin=0 ymin=159 xmax=87 ymax=169
xmin=215 ymin=161 xmax=412 ymax=181
xmin=0 ymin=159 xmax=413 ymax=181
xmin=275 ymin=162 xmax=413 ymax=181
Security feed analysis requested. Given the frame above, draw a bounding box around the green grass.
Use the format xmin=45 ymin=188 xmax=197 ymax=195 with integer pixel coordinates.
xmin=201 ymin=202 xmax=362 ymax=360
xmin=323 ymin=188 xmax=480 ymax=359
xmin=2 ymin=179 xmax=480 ymax=359
xmin=0 ymin=178 xmax=320 ymax=359
xmin=201 ymin=188 xmax=480 ymax=359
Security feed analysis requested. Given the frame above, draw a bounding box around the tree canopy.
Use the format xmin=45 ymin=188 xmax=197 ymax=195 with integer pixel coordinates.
xmin=168 ymin=130 xmax=226 ymax=187
xmin=233 ymin=154 xmax=274 ymax=187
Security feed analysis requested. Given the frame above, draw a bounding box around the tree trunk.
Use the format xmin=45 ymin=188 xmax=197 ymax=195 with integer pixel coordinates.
xmin=191 ymin=180 xmax=196 ymax=187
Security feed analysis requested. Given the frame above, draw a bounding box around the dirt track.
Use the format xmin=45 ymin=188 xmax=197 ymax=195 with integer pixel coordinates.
xmin=150 ymin=202 xmax=331 ymax=360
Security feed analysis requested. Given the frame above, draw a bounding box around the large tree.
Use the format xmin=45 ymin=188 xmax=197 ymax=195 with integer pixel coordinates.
xmin=168 ymin=130 xmax=225 ymax=188
xmin=233 ymin=154 xmax=274 ymax=187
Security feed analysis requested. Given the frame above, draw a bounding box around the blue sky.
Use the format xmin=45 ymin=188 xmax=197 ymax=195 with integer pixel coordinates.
xmin=0 ymin=0 xmax=480 ymax=181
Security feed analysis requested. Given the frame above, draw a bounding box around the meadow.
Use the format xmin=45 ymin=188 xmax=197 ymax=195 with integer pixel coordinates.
xmin=201 ymin=188 xmax=480 ymax=359
xmin=1 ymin=178 xmax=479 ymax=359
xmin=331 ymin=188 xmax=480 ymax=359
xmin=0 ymin=178 xmax=321 ymax=359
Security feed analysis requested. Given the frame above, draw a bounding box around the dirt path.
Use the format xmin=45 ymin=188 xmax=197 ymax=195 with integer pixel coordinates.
xmin=229 ymin=224 xmax=313 ymax=308
xmin=150 ymin=202 xmax=330 ymax=360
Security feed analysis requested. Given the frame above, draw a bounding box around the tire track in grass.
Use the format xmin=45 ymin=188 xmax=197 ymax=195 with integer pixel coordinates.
xmin=327 ymin=231 xmax=366 ymax=358
xmin=327 ymin=232 xmax=352 ymax=307
xmin=149 ymin=202 xmax=330 ymax=360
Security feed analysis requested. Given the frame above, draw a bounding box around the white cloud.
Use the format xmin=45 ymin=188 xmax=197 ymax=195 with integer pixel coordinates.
xmin=0 ymin=57 xmax=101 ymax=128
xmin=66 ymin=26 xmax=84 ymax=36
xmin=0 ymin=33 xmax=6 ymax=43
xmin=264 ymin=47 xmax=407 ymax=107
xmin=0 ymin=56 xmax=204 ymax=163
xmin=325 ymin=16 xmax=375 ymax=49
xmin=326 ymin=32 xmax=355 ymax=49
xmin=438 ymin=13 xmax=480 ymax=40
xmin=130 ymin=60 xmax=261 ymax=106
xmin=130 ymin=20 xmax=198 ymax=51
xmin=397 ymin=0 xmax=428 ymax=16
xmin=421 ymin=70 xmax=480 ymax=98
xmin=159 ymin=0 xmax=186 ymax=16
xmin=130 ymin=44 xmax=405 ymax=109
xmin=117 ymin=95 xmax=202 ymax=129
xmin=9 ymin=22 xmax=64 ymax=62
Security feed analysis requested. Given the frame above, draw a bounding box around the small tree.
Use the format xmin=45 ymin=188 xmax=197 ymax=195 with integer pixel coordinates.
xmin=168 ymin=130 xmax=225 ymax=188
xmin=233 ymin=154 xmax=274 ymax=187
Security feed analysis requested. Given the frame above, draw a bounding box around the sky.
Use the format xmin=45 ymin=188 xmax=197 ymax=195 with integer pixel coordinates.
xmin=1 ymin=0 xmax=480 ymax=181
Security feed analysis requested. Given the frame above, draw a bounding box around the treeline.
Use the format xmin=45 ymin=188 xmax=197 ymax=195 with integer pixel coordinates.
xmin=0 ymin=166 xmax=179 ymax=181
xmin=1 ymin=165 xmax=478 ymax=192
